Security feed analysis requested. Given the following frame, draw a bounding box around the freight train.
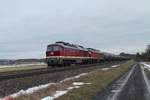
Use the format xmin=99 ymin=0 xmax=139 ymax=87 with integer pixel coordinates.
xmin=46 ymin=41 xmax=128 ymax=67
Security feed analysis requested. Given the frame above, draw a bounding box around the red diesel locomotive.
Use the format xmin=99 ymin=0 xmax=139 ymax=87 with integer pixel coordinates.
xmin=46 ymin=41 xmax=128 ymax=67
xmin=46 ymin=41 xmax=104 ymax=66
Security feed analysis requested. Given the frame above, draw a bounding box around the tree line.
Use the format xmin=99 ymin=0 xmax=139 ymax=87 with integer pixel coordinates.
xmin=136 ymin=45 xmax=150 ymax=61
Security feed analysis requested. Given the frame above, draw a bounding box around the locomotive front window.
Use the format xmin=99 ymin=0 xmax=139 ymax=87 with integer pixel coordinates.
xmin=47 ymin=46 xmax=63 ymax=51
xmin=47 ymin=46 xmax=53 ymax=51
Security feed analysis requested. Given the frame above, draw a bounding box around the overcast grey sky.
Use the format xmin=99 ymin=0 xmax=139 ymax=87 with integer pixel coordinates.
xmin=0 ymin=0 xmax=150 ymax=59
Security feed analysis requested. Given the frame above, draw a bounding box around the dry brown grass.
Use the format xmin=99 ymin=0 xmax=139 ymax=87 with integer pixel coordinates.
xmin=0 ymin=65 xmax=47 ymax=73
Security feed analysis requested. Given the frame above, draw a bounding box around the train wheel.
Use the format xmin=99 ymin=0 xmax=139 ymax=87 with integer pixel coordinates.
xmin=47 ymin=62 xmax=51 ymax=67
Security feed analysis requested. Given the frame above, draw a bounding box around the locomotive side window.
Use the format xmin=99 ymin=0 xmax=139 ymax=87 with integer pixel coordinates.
xmin=53 ymin=46 xmax=62 ymax=51
xmin=47 ymin=46 xmax=63 ymax=51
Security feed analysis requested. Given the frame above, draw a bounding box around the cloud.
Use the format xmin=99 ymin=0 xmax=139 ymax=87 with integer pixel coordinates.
xmin=0 ymin=0 xmax=150 ymax=59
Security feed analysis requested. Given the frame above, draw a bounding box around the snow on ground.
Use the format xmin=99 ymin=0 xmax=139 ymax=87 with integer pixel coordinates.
xmin=0 ymin=63 xmax=46 ymax=69
xmin=101 ymin=64 xmax=120 ymax=71
xmin=67 ymin=86 xmax=80 ymax=90
xmin=41 ymin=73 xmax=89 ymax=100
xmin=41 ymin=90 xmax=68 ymax=100
xmin=111 ymin=64 xmax=120 ymax=68
xmin=6 ymin=72 xmax=88 ymax=99
xmin=41 ymin=82 xmax=91 ymax=100
xmin=11 ymin=83 xmax=55 ymax=98
xmin=141 ymin=62 xmax=150 ymax=71
xmin=54 ymin=91 xmax=68 ymax=98
xmin=101 ymin=68 xmax=110 ymax=71
xmin=41 ymin=96 xmax=54 ymax=100
xmin=74 ymin=73 xmax=87 ymax=78
xmin=73 ymin=82 xmax=91 ymax=86
xmin=60 ymin=73 xmax=88 ymax=83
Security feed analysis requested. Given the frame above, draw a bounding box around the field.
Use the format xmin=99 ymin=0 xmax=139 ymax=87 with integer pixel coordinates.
xmin=0 ymin=64 xmax=47 ymax=73
xmin=14 ymin=60 xmax=134 ymax=100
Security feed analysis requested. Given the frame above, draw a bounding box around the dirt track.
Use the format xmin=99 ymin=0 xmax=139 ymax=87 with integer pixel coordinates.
xmin=94 ymin=64 xmax=150 ymax=100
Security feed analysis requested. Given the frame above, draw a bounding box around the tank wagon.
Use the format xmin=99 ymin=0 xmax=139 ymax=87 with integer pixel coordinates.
xmin=46 ymin=41 xmax=128 ymax=67
xmin=102 ymin=52 xmax=127 ymax=61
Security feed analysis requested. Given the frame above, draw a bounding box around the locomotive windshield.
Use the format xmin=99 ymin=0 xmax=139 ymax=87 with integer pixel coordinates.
xmin=47 ymin=45 xmax=63 ymax=51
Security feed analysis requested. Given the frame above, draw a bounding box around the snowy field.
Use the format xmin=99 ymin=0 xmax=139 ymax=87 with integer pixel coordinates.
xmin=0 ymin=63 xmax=46 ymax=69
xmin=0 ymin=63 xmax=47 ymax=73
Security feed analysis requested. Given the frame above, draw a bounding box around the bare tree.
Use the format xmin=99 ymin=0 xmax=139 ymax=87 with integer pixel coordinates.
xmin=136 ymin=45 xmax=150 ymax=61
xmin=145 ymin=45 xmax=150 ymax=60
xmin=146 ymin=45 xmax=150 ymax=54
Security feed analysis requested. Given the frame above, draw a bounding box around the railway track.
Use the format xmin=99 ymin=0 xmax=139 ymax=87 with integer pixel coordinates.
xmin=0 ymin=61 xmax=125 ymax=81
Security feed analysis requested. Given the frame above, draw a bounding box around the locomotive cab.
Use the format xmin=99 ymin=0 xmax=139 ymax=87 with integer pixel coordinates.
xmin=46 ymin=45 xmax=64 ymax=56
xmin=46 ymin=45 xmax=64 ymax=66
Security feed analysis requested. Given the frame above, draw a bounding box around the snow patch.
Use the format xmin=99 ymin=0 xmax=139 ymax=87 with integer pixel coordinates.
xmin=11 ymin=83 xmax=55 ymax=98
xmin=54 ymin=91 xmax=68 ymax=98
xmin=41 ymin=81 xmax=91 ymax=100
xmin=60 ymin=73 xmax=88 ymax=83
xmin=141 ymin=62 xmax=150 ymax=71
xmin=67 ymin=86 xmax=80 ymax=89
xmin=41 ymin=91 xmax=68 ymax=100
xmin=73 ymin=82 xmax=91 ymax=86
xmin=74 ymin=73 xmax=87 ymax=78
xmin=111 ymin=90 xmax=121 ymax=93
xmin=111 ymin=64 xmax=120 ymax=68
xmin=41 ymin=96 xmax=54 ymax=100
xmin=67 ymin=87 xmax=75 ymax=90
xmin=74 ymin=86 xmax=80 ymax=88
xmin=41 ymin=90 xmax=69 ymax=100
xmin=101 ymin=68 xmax=110 ymax=70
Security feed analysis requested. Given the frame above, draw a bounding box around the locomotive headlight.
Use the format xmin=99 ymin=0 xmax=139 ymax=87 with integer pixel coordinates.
xmin=50 ymin=52 xmax=54 ymax=55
